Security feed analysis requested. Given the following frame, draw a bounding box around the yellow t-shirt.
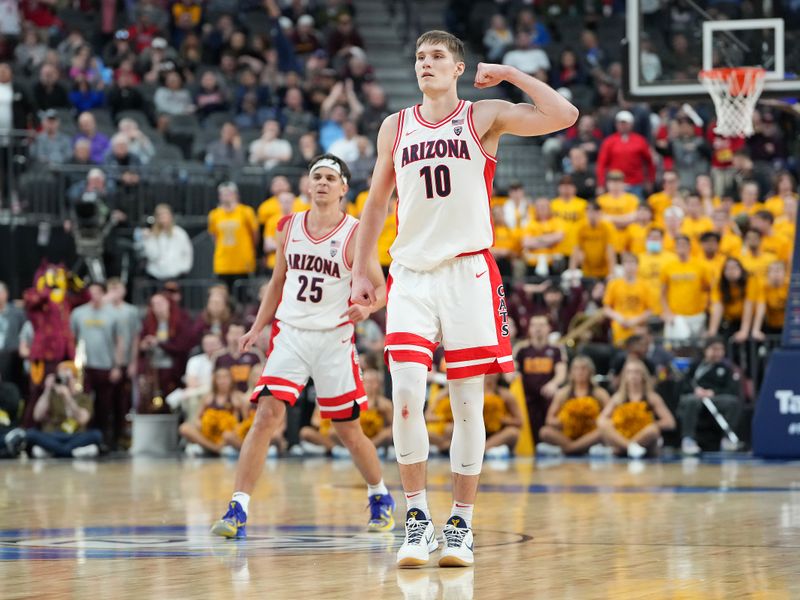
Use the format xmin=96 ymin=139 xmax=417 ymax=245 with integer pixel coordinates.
xmin=731 ymin=202 xmax=766 ymax=218
xmin=698 ymin=253 xmax=726 ymax=287
xmin=719 ymin=230 xmax=743 ymax=258
xmin=647 ymin=191 xmax=673 ymax=227
xmin=598 ymin=192 xmax=639 ymax=253
xmin=710 ymin=276 xmax=761 ymax=322
xmin=603 ymin=277 xmax=655 ymax=344
xmin=257 ymin=196 xmax=309 ymax=225
xmin=765 ymin=194 xmax=798 ymax=218
xmin=775 ymin=218 xmax=796 ymax=244
xmin=377 ymin=211 xmax=397 ymax=267
xmin=347 ymin=190 xmax=369 ymax=217
xmin=763 ymin=279 xmax=789 ymax=330
xmin=208 ymin=204 xmax=258 ymax=275
xmin=680 ymin=216 xmax=714 ymax=244
xmin=523 ymin=217 xmax=566 ymax=263
xmin=624 ymin=223 xmax=650 ymax=255
xmin=639 ymin=252 xmax=677 ymax=316
xmin=493 ymin=224 xmax=521 ymax=256
xmin=740 ymin=250 xmax=778 ymax=282
xmin=661 ymin=258 xmax=711 ymax=316
xmin=761 ymin=234 xmax=791 ymax=263
xmin=551 ymin=195 xmax=587 ymax=253
xmin=576 ymin=221 xmax=615 ymax=278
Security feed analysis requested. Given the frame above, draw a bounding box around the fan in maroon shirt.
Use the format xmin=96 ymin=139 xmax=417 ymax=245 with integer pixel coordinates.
xmin=213 ymin=323 xmax=264 ymax=393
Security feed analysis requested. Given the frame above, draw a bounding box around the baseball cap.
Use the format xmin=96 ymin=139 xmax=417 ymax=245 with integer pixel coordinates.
xmin=615 ymin=110 xmax=634 ymax=123
xmin=115 ymin=29 xmax=130 ymax=41
xmin=42 ymin=108 xmax=59 ymax=120
xmin=152 ymin=37 xmax=168 ymax=49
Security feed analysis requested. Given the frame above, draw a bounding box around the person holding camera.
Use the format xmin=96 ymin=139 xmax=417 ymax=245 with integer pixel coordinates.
xmin=25 ymin=362 xmax=103 ymax=458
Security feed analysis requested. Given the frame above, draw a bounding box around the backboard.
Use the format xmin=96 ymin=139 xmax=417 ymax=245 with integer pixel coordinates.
xmin=625 ymin=0 xmax=800 ymax=100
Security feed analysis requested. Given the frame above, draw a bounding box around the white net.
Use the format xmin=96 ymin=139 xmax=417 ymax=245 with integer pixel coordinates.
xmin=699 ymin=67 xmax=766 ymax=138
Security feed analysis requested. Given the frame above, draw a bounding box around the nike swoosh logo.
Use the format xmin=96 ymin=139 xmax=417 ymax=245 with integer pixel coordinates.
xmin=426 ymin=532 xmax=435 ymax=543
xmin=399 ymin=451 xmax=414 ymax=458
xmin=291 ymin=238 xmax=302 ymax=242
xmin=405 ymin=129 xmax=418 ymax=136
xmin=341 ymin=339 xmax=350 ymax=344
xmin=461 ymin=462 xmax=476 ymax=468
xmin=466 ymin=542 xmax=474 ymax=551
xmin=475 ymin=271 xmax=487 ymax=278
xmin=406 ymin=492 xmax=422 ymax=498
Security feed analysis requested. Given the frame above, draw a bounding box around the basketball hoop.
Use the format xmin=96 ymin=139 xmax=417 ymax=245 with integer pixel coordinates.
xmin=699 ymin=67 xmax=766 ymax=138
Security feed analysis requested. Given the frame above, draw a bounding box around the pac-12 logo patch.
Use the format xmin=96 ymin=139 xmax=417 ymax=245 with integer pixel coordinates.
xmin=452 ymin=118 xmax=464 ymax=136
xmin=330 ymin=239 xmax=340 ymax=257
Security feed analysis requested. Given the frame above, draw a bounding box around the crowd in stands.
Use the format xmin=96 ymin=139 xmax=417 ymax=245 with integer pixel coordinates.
xmin=1 ymin=0 xmax=798 ymax=462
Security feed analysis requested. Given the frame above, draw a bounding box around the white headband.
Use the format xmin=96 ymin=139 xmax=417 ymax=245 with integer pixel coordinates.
xmin=309 ymin=158 xmax=348 ymax=184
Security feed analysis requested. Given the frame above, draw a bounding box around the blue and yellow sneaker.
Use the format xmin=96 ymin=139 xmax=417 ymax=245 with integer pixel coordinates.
xmin=367 ymin=493 xmax=396 ymax=532
xmin=210 ymin=501 xmax=247 ymax=539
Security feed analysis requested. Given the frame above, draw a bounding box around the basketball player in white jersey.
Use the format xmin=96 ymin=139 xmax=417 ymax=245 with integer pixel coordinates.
xmin=351 ymin=31 xmax=579 ymax=567
xmin=211 ymin=154 xmax=396 ymax=538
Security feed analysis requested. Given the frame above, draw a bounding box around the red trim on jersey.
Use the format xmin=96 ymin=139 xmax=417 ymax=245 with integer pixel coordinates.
xmin=267 ymin=320 xmax=281 ymax=357
xmin=317 ymin=386 xmax=364 ymax=408
xmin=413 ymin=99 xmax=465 ymax=129
xmin=446 ymin=359 xmax=513 ymax=380
xmin=384 ymin=332 xmax=437 ymax=370
xmin=484 ymin=157 xmax=497 ymax=246
xmin=444 ymin=345 xmax=501 ymax=362
xmin=385 ymin=332 xmax=438 ymax=351
xmin=321 ymin=397 xmax=368 ymax=420
xmin=259 ymin=376 xmax=304 ymax=391
xmin=277 ymin=214 xmax=292 ymax=232
xmin=391 ymin=109 xmax=406 ymax=160
xmin=385 ymin=348 xmax=434 ymax=369
xmin=301 ymin=211 xmax=348 ymax=244
xmin=456 ymin=249 xmax=488 ymax=258
xmin=467 ymin=103 xmax=497 ymax=163
xmin=281 ymin=215 xmax=297 ymax=254
xmin=341 ymin=221 xmax=358 ymax=271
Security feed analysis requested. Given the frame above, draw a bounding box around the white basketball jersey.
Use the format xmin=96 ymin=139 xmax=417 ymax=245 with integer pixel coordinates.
xmin=275 ymin=211 xmax=358 ymax=330
xmin=391 ymin=99 xmax=496 ymax=272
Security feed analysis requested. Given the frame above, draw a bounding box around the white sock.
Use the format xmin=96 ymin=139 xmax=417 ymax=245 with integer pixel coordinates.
xmin=451 ymin=502 xmax=474 ymax=528
xmin=367 ymin=479 xmax=389 ymax=497
xmin=232 ymin=492 xmax=250 ymax=515
xmin=404 ymin=489 xmax=429 ymax=518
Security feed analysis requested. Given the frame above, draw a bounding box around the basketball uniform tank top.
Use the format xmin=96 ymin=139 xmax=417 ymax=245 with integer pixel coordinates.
xmin=275 ymin=211 xmax=358 ymax=330
xmin=390 ymin=99 xmax=496 ymax=272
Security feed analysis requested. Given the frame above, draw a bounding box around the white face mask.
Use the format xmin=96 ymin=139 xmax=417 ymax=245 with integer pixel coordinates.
xmin=646 ymin=240 xmax=662 ymax=253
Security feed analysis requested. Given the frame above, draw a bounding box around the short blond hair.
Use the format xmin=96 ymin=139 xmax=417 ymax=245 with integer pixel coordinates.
xmin=415 ymin=30 xmax=465 ymax=63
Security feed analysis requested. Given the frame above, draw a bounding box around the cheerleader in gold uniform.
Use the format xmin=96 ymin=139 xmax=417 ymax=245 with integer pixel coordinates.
xmin=597 ymin=360 xmax=675 ymax=458
xmin=538 ymin=356 xmax=610 ymax=455
xmin=179 ymin=368 xmax=241 ymax=456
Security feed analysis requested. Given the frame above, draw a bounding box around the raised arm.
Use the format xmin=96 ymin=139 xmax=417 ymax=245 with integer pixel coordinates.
xmin=350 ymin=113 xmax=398 ymax=306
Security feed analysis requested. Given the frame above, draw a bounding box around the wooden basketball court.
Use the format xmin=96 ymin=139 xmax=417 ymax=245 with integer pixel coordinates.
xmin=2 ymin=456 xmax=798 ymax=599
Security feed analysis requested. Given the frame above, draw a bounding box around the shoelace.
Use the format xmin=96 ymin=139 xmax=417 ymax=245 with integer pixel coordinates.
xmin=443 ymin=524 xmax=468 ymax=548
xmin=367 ymin=498 xmax=385 ymax=521
xmin=404 ymin=518 xmax=428 ymax=545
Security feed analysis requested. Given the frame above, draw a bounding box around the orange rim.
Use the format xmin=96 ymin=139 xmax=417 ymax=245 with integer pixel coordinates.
xmin=699 ymin=67 xmax=766 ymax=96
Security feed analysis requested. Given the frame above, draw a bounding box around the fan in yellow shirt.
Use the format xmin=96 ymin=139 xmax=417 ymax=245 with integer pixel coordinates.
xmin=751 ymin=210 xmax=791 ymax=262
xmin=740 ymin=229 xmax=778 ymax=282
xmin=491 ymin=205 xmax=521 ymax=278
xmin=570 ymin=202 xmax=616 ymax=279
xmin=638 ymin=228 xmax=677 ymax=316
xmin=603 ymin=254 xmax=656 ymax=345
xmin=256 ymin=176 xmax=309 ymax=226
xmin=696 ymin=173 xmax=721 ymax=215
xmin=597 ymin=170 xmax=639 ymax=253
xmin=708 ymin=257 xmax=759 ymax=341
xmin=550 ymin=175 xmax=587 ymax=254
xmin=730 ymin=181 xmax=765 ymax=219
xmin=262 ymin=191 xmax=299 ymax=269
xmin=774 ymin=196 xmax=797 ymax=243
xmin=207 ymin=182 xmax=259 ymax=280
xmin=680 ymin=194 xmax=714 ymax=246
xmin=661 ymin=235 xmax=711 ymax=339
xmin=711 ymin=208 xmax=744 ymax=258
xmin=752 ymin=260 xmax=789 ymax=338
xmin=647 ymin=170 xmax=682 ymax=227
xmin=764 ymin=172 xmax=798 ymax=217
xmin=522 ymin=198 xmax=566 ymax=269
xmin=624 ymin=205 xmax=654 ymax=255
xmin=697 ymin=231 xmax=726 ymax=286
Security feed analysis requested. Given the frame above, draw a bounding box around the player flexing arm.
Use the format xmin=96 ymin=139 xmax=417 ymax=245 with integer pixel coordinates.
xmin=352 ymin=63 xmax=578 ymax=299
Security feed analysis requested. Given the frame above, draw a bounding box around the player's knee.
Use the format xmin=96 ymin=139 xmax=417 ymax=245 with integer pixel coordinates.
xmin=331 ymin=420 xmax=363 ymax=446
xmin=252 ymin=398 xmax=286 ymax=434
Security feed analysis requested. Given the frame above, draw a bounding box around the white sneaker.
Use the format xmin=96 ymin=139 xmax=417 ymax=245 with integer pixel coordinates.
xmin=681 ymin=437 xmax=701 ymax=456
xmin=536 ymin=442 xmax=563 ymax=457
xmin=627 ymin=441 xmax=647 ymax=459
xmin=184 ymin=443 xmax=205 ymax=457
xmin=397 ymin=509 xmax=438 ymax=568
xmin=300 ymin=441 xmax=327 ymax=456
xmin=720 ymin=437 xmax=741 ymax=452
xmin=588 ymin=444 xmax=614 ymax=457
xmin=220 ymin=446 xmax=239 ymax=458
xmin=484 ymin=445 xmax=510 ymax=459
xmin=31 ymin=445 xmax=52 ymax=459
xmin=71 ymin=444 xmax=99 ymax=458
xmin=438 ymin=516 xmax=474 ymax=568
xmin=331 ymin=446 xmax=351 ymax=458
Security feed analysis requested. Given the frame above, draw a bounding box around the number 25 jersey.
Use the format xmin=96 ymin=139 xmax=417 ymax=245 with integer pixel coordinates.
xmin=391 ymin=100 xmax=496 ymax=272
xmin=275 ymin=211 xmax=358 ymax=330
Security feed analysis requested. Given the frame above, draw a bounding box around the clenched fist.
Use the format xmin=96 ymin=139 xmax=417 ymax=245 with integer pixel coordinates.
xmin=474 ymin=63 xmax=511 ymax=89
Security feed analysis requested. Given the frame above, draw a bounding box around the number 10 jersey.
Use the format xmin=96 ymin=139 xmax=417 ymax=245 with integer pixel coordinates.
xmin=275 ymin=211 xmax=359 ymax=330
xmin=391 ymin=99 xmax=497 ymax=272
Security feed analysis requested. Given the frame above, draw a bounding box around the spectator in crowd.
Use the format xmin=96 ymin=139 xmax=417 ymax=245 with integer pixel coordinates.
xmin=107 ymin=69 xmax=150 ymax=121
xmin=608 ymin=334 xmax=659 ymax=388
xmin=765 ymin=171 xmax=797 ymax=218
xmin=320 ymin=81 xmax=363 ymax=150
xmin=205 ymin=121 xmax=245 ymax=168
xmin=490 ymin=205 xmax=520 ymax=279
xmin=0 ymin=281 xmax=24 ymax=383
xmin=502 ymin=181 xmax=532 ymax=230
xmin=482 ymin=373 xmax=524 ymax=458
xmin=598 ymin=359 xmax=675 ymax=458
xmin=562 ymin=115 xmax=602 ymax=165
xmin=154 ymin=70 xmax=195 ymax=122
xmin=69 ymin=282 xmax=124 ymax=448
xmin=625 ymin=204 xmax=654 ymax=255
xmin=171 ymin=0 xmax=203 ymax=47
xmin=537 ymin=356 xmax=611 ymax=456
xmin=31 ymin=109 xmax=72 ymax=166
xmin=522 ymin=197 xmax=565 ymax=275
xmin=514 ymin=315 xmax=567 ymax=444
xmin=282 ymin=87 xmax=316 ymax=143
xmin=137 ymin=291 xmax=193 ymax=405
xmin=138 ymin=36 xmax=179 ymax=84
xmin=680 ymin=193 xmax=714 ymax=248
xmin=0 ymin=61 xmax=36 ymax=201
xmin=359 ymin=84 xmax=389 ymax=142
xmin=647 ymin=169 xmax=683 ymax=227
xmin=140 ymin=203 xmax=194 ymax=281
xmin=0 ymin=378 xmax=24 ymax=458
xmin=192 ymin=285 xmax=232 ymax=343
xmin=551 ymin=48 xmax=585 ymax=89
xmin=248 ymin=119 xmax=293 ymax=169
xmin=117 ymin=117 xmax=155 ymax=164
xmin=570 ymin=202 xmax=616 ymax=280
xmin=516 ymin=8 xmax=550 ymax=47
xmin=666 ymin=115 xmax=710 ymax=189
xmin=483 ymin=14 xmax=513 ymax=63
xmin=262 ymin=191 xmax=297 ymax=270
xmin=501 ymin=31 xmax=550 ymax=83
xmin=727 ymin=150 xmax=771 ymax=200
xmin=661 ymin=235 xmax=711 ymax=341
xmin=32 ymin=63 xmax=70 ymax=110
xmin=677 ymin=337 xmax=742 ymax=455
xmin=104 ymin=133 xmax=142 ymax=191
xmin=234 ymin=68 xmax=271 ymax=114
xmin=208 ymin=182 xmax=258 ymax=290
xmin=637 ymin=229 xmax=676 ymax=312
xmin=194 ymin=70 xmax=230 ymax=121
xmin=166 ymin=333 xmax=223 ymax=422
xmin=740 ymin=229 xmax=776 ymax=282
xmin=328 ymin=119 xmax=360 ymax=163
xmin=596 ymin=110 xmax=655 ymax=198
xmin=74 ymin=111 xmax=111 ymax=165
xmin=752 ymin=260 xmax=789 ymax=340
xmin=26 ymin=363 xmax=104 ymax=458
xmin=731 ymin=180 xmax=765 ymax=219
xmin=291 ymin=14 xmax=322 ymax=57
xmin=127 ymin=6 xmax=161 ymax=53
xmin=707 ymin=258 xmax=757 ymax=341
xmin=257 ymin=175 xmax=308 ymax=229
xmin=327 ymin=12 xmax=365 ymax=57
xmin=14 ymin=26 xmax=47 ymax=75
xmin=697 ymin=231 xmax=725 ymax=285
xmin=603 ymin=253 xmax=655 ymax=347
xmin=598 ymin=170 xmax=639 ymax=254
xmin=214 ymin=323 xmax=263 ymax=394
xmin=178 ymin=366 xmax=245 ymax=457
xmin=69 ymin=71 xmax=106 ymax=112
xmin=235 ymin=91 xmax=273 ymax=132
xmin=103 ymin=29 xmax=136 ymax=70
xmin=566 ymin=147 xmax=597 ymax=200
xmin=748 ymin=111 xmax=787 ymax=169
xmin=67 ymin=166 xmax=117 ymax=205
